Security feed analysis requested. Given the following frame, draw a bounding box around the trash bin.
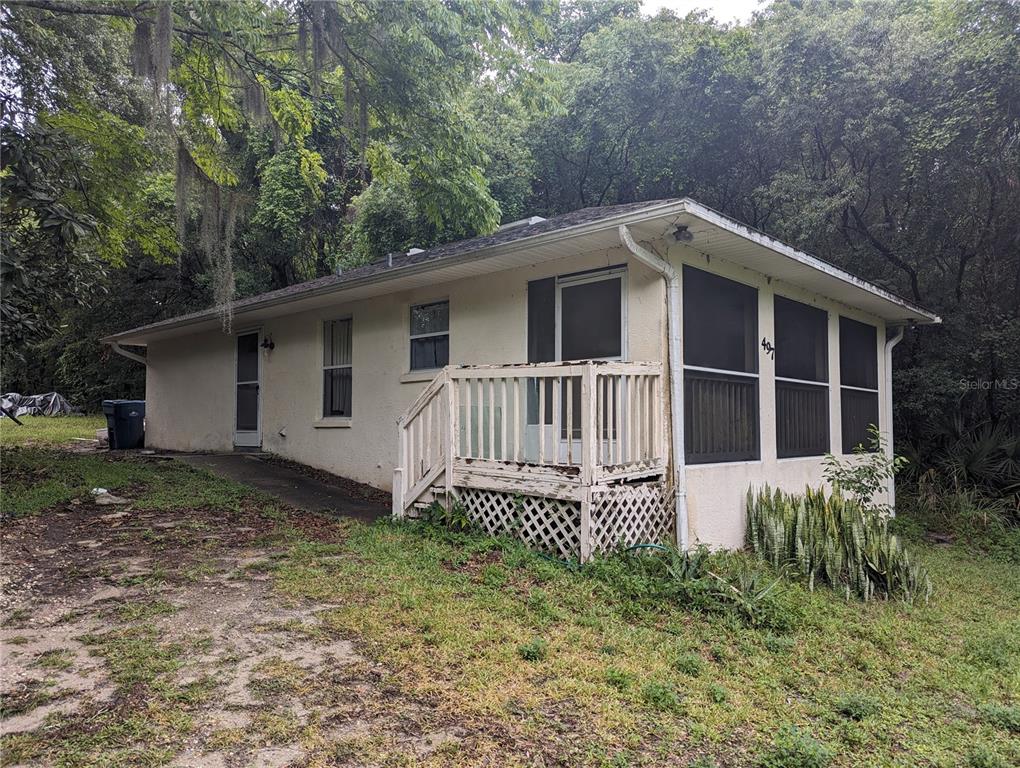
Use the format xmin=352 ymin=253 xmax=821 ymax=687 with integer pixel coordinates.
xmin=102 ymin=400 xmax=145 ymax=450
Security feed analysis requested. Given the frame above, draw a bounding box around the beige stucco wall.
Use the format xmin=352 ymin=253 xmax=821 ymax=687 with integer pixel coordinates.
xmin=143 ymin=239 xmax=891 ymax=550
xmin=661 ymin=242 xmax=889 ymax=548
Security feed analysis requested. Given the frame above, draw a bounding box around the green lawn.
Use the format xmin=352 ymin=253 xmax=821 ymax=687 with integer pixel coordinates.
xmin=1 ymin=421 xmax=1018 ymax=767
xmin=0 ymin=414 xmax=107 ymax=448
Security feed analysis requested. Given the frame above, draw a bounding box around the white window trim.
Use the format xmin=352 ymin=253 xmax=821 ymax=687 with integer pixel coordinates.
xmin=322 ymin=317 xmax=353 ymax=419
xmin=554 ymin=266 xmax=628 ymax=362
xmin=408 ymin=299 xmax=450 ymax=373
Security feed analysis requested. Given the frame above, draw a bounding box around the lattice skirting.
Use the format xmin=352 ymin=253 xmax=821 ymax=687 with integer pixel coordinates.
xmin=456 ymin=482 xmax=672 ymax=561
xmin=590 ymin=482 xmax=673 ymax=554
xmin=457 ymin=487 xmax=583 ymax=560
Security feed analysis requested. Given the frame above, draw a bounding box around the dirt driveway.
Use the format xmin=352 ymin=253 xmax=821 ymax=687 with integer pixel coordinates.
xmin=0 ymin=493 xmax=462 ymax=767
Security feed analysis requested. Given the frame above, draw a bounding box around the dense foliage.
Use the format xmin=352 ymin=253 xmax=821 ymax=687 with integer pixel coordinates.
xmin=747 ymin=485 xmax=931 ymax=602
xmin=1 ymin=0 xmax=1017 ymax=509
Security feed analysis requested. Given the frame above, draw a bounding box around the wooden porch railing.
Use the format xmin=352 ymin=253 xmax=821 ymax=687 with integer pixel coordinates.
xmin=394 ymin=361 xmax=665 ymax=518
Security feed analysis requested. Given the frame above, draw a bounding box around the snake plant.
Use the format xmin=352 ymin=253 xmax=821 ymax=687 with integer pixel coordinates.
xmin=747 ymin=485 xmax=931 ymax=603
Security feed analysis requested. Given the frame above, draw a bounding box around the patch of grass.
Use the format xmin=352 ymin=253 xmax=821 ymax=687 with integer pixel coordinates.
xmin=604 ymin=666 xmax=633 ymax=692
xmin=641 ymin=681 xmax=683 ymax=713
xmin=834 ymin=692 xmax=879 ymax=721
xmin=757 ymin=725 xmax=833 ymax=768
xmin=117 ymin=598 xmax=177 ymax=622
xmin=978 ymin=702 xmax=1020 ymax=733
xmin=517 ymin=636 xmax=548 ymax=662
xmin=248 ymin=657 xmax=311 ymax=699
xmin=968 ymin=744 xmax=1011 ymax=768
xmin=0 ymin=415 xmax=106 ymax=448
xmin=250 ymin=711 xmax=303 ymax=744
xmin=32 ymin=648 xmax=75 ymax=671
xmin=672 ymin=651 xmax=705 ymax=677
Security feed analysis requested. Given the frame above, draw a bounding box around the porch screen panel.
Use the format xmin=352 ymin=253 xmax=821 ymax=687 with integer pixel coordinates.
xmin=839 ymin=316 xmax=879 ymax=452
xmin=683 ymin=266 xmax=759 ymax=464
xmin=323 ymin=318 xmax=352 ymax=417
xmin=684 ymin=371 xmax=759 ymax=463
xmin=775 ymin=296 xmax=829 ymax=457
xmin=560 ymin=277 xmax=622 ymax=360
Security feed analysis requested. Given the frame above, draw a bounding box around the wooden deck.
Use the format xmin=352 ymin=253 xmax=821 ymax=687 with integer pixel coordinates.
xmin=393 ymin=362 xmax=671 ymax=560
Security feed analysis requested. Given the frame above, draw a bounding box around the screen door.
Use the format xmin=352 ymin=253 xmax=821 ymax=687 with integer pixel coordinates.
xmin=234 ymin=331 xmax=261 ymax=447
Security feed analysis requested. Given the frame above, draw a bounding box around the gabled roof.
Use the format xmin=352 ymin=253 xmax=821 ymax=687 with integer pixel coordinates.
xmin=104 ymin=198 xmax=939 ymax=345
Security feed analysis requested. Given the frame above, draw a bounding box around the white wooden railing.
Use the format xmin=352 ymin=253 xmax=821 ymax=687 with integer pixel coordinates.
xmin=394 ymin=361 xmax=665 ymax=517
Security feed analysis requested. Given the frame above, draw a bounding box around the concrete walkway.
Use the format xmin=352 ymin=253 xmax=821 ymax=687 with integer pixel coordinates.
xmin=178 ymin=453 xmax=388 ymax=524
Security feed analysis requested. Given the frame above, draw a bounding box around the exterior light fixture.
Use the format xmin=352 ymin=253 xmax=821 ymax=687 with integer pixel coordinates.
xmin=673 ymin=225 xmax=693 ymax=242
xmin=261 ymin=336 xmax=275 ymax=351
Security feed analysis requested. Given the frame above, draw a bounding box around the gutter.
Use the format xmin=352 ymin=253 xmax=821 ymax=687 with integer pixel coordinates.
xmin=619 ymin=225 xmax=689 ymax=550
xmin=884 ymin=325 xmax=906 ymax=514
xmin=110 ymin=342 xmax=147 ymax=366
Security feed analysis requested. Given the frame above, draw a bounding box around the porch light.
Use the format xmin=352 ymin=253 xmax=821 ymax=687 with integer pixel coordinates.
xmin=673 ymin=225 xmax=693 ymax=242
xmin=261 ymin=336 xmax=275 ymax=351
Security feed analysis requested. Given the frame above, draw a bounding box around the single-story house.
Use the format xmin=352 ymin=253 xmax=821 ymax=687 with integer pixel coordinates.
xmin=104 ymin=198 xmax=939 ymax=559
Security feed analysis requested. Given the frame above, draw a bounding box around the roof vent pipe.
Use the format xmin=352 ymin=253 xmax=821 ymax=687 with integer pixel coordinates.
xmin=618 ymin=224 xmax=688 ymax=550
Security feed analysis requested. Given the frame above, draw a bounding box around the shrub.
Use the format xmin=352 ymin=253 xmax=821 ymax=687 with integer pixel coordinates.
xmin=977 ymin=702 xmax=1020 ymax=733
xmin=758 ymin=726 xmax=833 ymax=768
xmin=747 ymin=485 xmax=931 ymax=602
xmin=641 ymin=681 xmax=683 ymax=713
xmin=517 ymin=637 xmax=547 ymax=662
xmin=834 ymin=692 xmax=879 ymax=721
xmin=822 ymin=425 xmax=906 ymax=514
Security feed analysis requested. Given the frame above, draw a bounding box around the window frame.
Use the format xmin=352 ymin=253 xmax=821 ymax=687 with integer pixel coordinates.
xmin=408 ymin=299 xmax=450 ymax=372
xmin=554 ymin=266 xmax=628 ymax=363
xmin=838 ymin=316 xmax=880 ymax=453
xmin=321 ymin=316 xmax=353 ymax=419
xmin=682 ymin=266 xmax=761 ymax=466
xmin=774 ymin=295 xmax=830 ymax=459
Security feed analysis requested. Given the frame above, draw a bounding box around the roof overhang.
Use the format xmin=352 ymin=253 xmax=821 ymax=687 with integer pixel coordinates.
xmin=104 ymin=198 xmax=938 ymax=346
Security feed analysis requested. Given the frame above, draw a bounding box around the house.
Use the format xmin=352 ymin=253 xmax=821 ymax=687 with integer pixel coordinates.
xmin=103 ymin=198 xmax=940 ymax=559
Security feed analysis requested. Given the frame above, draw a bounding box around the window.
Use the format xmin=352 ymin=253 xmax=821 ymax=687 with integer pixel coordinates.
xmin=683 ymin=266 xmax=759 ymax=463
xmin=775 ymin=296 xmax=829 ymax=457
xmin=409 ymin=300 xmax=449 ymax=371
xmin=323 ymin=318 xmax=352 ymax=417
xmin=839 ymin=316 xmax=879 ymax=452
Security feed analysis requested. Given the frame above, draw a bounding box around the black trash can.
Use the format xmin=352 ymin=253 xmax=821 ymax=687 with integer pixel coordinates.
xmin=102 ymin=400 xmax=145 ymax=450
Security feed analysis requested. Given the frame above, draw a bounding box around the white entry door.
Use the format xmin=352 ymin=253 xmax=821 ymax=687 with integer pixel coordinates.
xmin=234 ymin=330 xmax=261 ymax=447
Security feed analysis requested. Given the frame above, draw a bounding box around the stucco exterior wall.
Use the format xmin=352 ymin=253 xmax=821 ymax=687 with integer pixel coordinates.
xmin=661 ymin=242 xmax=889 ymax=548
xmin=145 ymin=331 xmax=236 ymax=453
xmin=143 ymin=239 xmax=890 ymax=550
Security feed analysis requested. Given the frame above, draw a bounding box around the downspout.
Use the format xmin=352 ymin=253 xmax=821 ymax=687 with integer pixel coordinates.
xmin=109 ymin=342 xmax=147 ymax=366
xmin=884 ymin=325 xmax=905 ymax=514
xmin=619 ymin=225 xmax=688 ymax=550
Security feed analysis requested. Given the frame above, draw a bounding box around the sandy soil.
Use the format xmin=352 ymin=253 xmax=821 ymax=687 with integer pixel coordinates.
xmin=0 ymin=496 xmax=463 ymax=767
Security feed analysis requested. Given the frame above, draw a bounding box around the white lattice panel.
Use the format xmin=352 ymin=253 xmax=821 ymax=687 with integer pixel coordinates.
xmin=458 ymin=488 xmax=582 ymax=560
xmin=590 ymin=482 xmax=672 ymax=554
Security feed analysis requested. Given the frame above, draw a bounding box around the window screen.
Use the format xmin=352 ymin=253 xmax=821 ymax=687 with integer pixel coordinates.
xmin=560 ymin=276 xmax=623 ymax=360
xmin=683 ymin=267 xmax=759 ymax=463
xmin=323 ymin=319 xmax=352 ymax=417
xmin=684 ymin=371 xmax=759 ymax=463
xmin=775 ymin=297 xmax=829 ymax=457
xmin=683 ymin=266 xmax=758 ymax=373
xmin=839 ymin=317 xmax=878 ymax=389
xmin=409 ymin=300 xmax=449 ymax=371
xmin=839 ymin=316 xmax=879 ymax=452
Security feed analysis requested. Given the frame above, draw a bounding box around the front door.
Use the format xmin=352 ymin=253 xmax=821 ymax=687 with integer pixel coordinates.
xmin=525 ymin=267 xmax=626 ymax=461
xmin=234 ymin=330 xmax=261 ymax=447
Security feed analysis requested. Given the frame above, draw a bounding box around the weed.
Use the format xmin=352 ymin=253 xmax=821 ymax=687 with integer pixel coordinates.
xmin=758 ymin=725 xmax=833 ymax=768
xmin=32 ymin=649 xmax=74 ymax=671
xmin=641 ymin=681 xmax=683 ymax=713
xmin=604 ymin=667 xmax=633 ymax=692
xmin=673 ymin=652 xmax=705 ymax=677
xmin=517 ymin=636 xmax=548 ymax=662
xmin=834 ymin=692 xmax=879 ymax=721
xmin=977 ymin=702 xmax=1020 ymax=733
xmin=117 ymin=599 xmax=177 ymax=622
xmin=967 ymin=745 xmax=1010 ymax=768
xmin=763 ymin=632 xmax=795 ymax=654
xmin=707 ymin=683 xmax=728 ymax=704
